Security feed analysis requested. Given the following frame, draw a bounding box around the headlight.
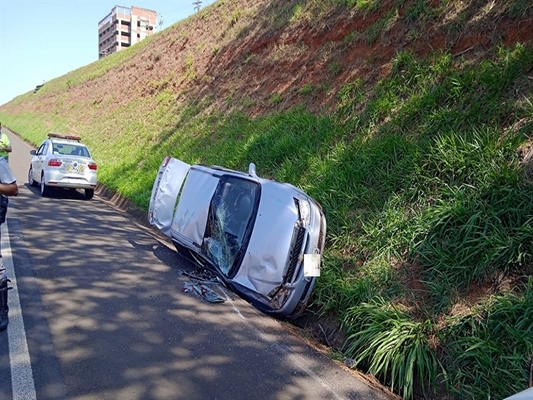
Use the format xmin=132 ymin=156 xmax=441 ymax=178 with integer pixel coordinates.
xmin=298 ymin=198 xmax=311 ymax=226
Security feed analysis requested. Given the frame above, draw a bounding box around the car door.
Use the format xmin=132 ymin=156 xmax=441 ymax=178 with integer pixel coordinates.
xmin=170 ymin=166 xmax=220 ymax=251
xmin=148 ymin=156 xmax=191 ymax=236
xmin=33 ymin=141 xmax=49 ymax=180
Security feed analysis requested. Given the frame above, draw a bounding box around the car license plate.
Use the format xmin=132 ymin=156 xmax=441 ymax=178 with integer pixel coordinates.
xmin=66 ymin=163 xmax=85 ymax=173
xmin=304 ymin=254 xmax=321 ymax=277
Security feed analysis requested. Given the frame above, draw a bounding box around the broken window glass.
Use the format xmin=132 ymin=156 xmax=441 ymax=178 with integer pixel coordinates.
xmin=201 ymin=176 xmax=259 ymax=276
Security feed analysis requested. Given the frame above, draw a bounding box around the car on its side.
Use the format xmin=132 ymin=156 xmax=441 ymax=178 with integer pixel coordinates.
xmin=28 ymin=133 xmax=98 ymax=199
xmin=149 ymin=156 xmax=327 ymax=319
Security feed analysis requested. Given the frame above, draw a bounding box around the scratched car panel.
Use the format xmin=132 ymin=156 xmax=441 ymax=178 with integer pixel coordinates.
xmin=149 ymin=156 xmax=327 ymax=318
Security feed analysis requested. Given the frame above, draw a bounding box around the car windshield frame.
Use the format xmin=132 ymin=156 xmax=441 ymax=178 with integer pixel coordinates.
xmin=200 ymin=175 xmax=260 ymax=278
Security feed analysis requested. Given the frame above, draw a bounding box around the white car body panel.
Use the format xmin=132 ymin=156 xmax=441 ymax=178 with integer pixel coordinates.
xmin=148 ymin=157 xmax=190 ymax=236
xmin=170 ymin=166 xmax=219 ymax=249
xmin=232 ymin=182 xmax=299 ymax=294
xmin=505 ymin=387 xmax=533 ymax=400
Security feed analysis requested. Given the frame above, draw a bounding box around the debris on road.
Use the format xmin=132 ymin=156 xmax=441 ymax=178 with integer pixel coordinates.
xmin=183 ymin=281 xmax=226 ymax=304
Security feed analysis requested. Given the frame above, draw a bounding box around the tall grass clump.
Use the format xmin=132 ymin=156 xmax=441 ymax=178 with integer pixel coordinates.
xmin=341 ymin=298 xmax=443 ymax=399
xmin=412 ymin=127 xmax=533 ymax=293
xmin=440 ymin=279 xmax=533 ymax=399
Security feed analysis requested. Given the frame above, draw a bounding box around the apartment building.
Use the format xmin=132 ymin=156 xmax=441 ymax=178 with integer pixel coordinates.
xmin=98 ymin=5 xmax=157 ymax=59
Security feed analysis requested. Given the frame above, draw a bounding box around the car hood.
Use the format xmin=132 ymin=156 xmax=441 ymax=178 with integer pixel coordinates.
xmin=232 ymin=181 xmax=301 ymax=296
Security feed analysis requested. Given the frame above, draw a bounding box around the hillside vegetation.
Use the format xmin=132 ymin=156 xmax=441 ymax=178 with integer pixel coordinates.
xmin=1 ymin=0 xmax=533 ymax=398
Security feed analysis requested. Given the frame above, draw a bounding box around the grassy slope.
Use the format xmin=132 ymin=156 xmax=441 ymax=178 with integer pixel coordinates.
xmin=2 ymin=0 xmax=533 ymax=398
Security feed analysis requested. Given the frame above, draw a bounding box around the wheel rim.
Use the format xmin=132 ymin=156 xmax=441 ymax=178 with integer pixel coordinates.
xmin=28 ymin=167 xmax=33 ymax=185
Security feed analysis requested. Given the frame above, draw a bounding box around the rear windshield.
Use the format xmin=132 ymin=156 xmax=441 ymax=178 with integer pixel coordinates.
xmin=53 ymin=143 xmax=90 ymax=157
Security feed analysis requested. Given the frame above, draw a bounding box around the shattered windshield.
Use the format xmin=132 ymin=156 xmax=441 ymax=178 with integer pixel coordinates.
xmin=201 ymin=176 xmax=259 ymax=277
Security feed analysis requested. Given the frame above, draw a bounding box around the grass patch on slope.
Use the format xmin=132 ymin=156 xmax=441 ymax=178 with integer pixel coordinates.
xmin=1 ymin=41 xmax=533 ymax=399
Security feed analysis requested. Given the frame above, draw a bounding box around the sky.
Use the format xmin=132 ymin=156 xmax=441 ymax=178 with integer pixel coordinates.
xmin=0 ymin=0 xmax=206 ymax=106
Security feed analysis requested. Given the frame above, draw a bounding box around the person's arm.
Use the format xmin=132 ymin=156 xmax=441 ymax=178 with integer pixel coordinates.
xmin=0 ymin=144 xmax=12 ymax=153
xmin=0 ymin=161 xmax=18 ymax=196
xmin=0 ymin=134 xmax=11 ymax=153
xmin=0 ymin=182 xmax=17 ymax=196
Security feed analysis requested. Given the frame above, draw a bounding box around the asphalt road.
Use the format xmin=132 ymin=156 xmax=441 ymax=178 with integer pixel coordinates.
xmin=0 ymin=129 xmax=395 ymax=400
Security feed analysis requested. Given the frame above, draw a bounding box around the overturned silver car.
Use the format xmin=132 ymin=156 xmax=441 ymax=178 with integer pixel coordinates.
xmin=149 ymin=156 xmax=327 ymax=318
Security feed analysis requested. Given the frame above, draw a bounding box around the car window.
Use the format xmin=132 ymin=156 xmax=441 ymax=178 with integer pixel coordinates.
xmin=53 ymin=144 xmax=67 ymax=155
xmin=51 ymin=143 xmax=90 ymax=157
xmin=69 ymin=145 xmax=90 ymax=157
xmin=202 ymin=176 xmax=259 ymax=276
xmin=37 ymin=142 xmax=47 ymax=156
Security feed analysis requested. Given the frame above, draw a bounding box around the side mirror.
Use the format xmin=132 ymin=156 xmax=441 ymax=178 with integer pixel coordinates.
xmin=248 ymin=163 xmax=257 ymax=178
xmin=30 ymin=150 xmax=37 ymax=155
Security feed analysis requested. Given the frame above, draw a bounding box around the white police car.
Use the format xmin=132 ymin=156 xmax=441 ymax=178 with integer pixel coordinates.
xmin=28 ymin=133 xmax=98 ymax=199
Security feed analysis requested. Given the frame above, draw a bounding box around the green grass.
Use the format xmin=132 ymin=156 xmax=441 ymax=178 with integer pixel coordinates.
xmin=1 ymin=6 xmax=533 ymax=399
xmin=342 ymin=298 xmax=442 ymax=399
xmin=441 ymin=279 xmax=533 ymax=399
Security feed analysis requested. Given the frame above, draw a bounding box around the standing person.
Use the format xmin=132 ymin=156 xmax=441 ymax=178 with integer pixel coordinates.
xmin=0 ymin=158 xmax=18 ymax=332
xmin=0 ymin=122 xmax=12 ymax=163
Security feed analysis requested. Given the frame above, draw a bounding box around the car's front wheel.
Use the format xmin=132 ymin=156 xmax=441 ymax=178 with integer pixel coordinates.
xmin=84 ymin=189 xmax=94 ymax=200
xmin=40 ymin=174 xmax=51 ymax=197
xmin=28 ymin=166 xmax=38 ymax=187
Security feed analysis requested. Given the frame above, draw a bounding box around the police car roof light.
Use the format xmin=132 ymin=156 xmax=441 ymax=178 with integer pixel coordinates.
xmin=48 ymin=133 xmax=82 ymax=142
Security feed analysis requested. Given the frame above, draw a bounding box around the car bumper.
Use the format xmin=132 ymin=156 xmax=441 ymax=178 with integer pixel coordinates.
xmin=44 ymin=170 xmax=97 ymax=189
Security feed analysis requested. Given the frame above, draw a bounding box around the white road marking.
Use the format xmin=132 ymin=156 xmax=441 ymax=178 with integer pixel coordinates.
xmin=2 ymin=221 xmax=37 ymax=400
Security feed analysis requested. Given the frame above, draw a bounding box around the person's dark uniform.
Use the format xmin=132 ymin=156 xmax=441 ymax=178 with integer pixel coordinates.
xmin=0 ymin=158 xmax=18 ymax=332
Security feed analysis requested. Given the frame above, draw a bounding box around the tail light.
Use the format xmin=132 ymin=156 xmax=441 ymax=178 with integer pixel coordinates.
xmin=48 ymin=159 xmax=62 ymax=167
xmin=88 ymin=162 xmax=97 ymax=170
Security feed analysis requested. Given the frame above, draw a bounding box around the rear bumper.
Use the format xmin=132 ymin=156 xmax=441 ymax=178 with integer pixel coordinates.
xmin=44 ymin=170 xmax=97 ymax=189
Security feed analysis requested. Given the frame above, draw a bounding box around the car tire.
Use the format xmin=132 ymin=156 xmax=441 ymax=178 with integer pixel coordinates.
xmin=40 ymin=174 xmax=50 ymax=197
xmin=84 ymin=189 xmax=94 ymax=200
xmin=28 ymin=166 xmax=38 ymax=187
